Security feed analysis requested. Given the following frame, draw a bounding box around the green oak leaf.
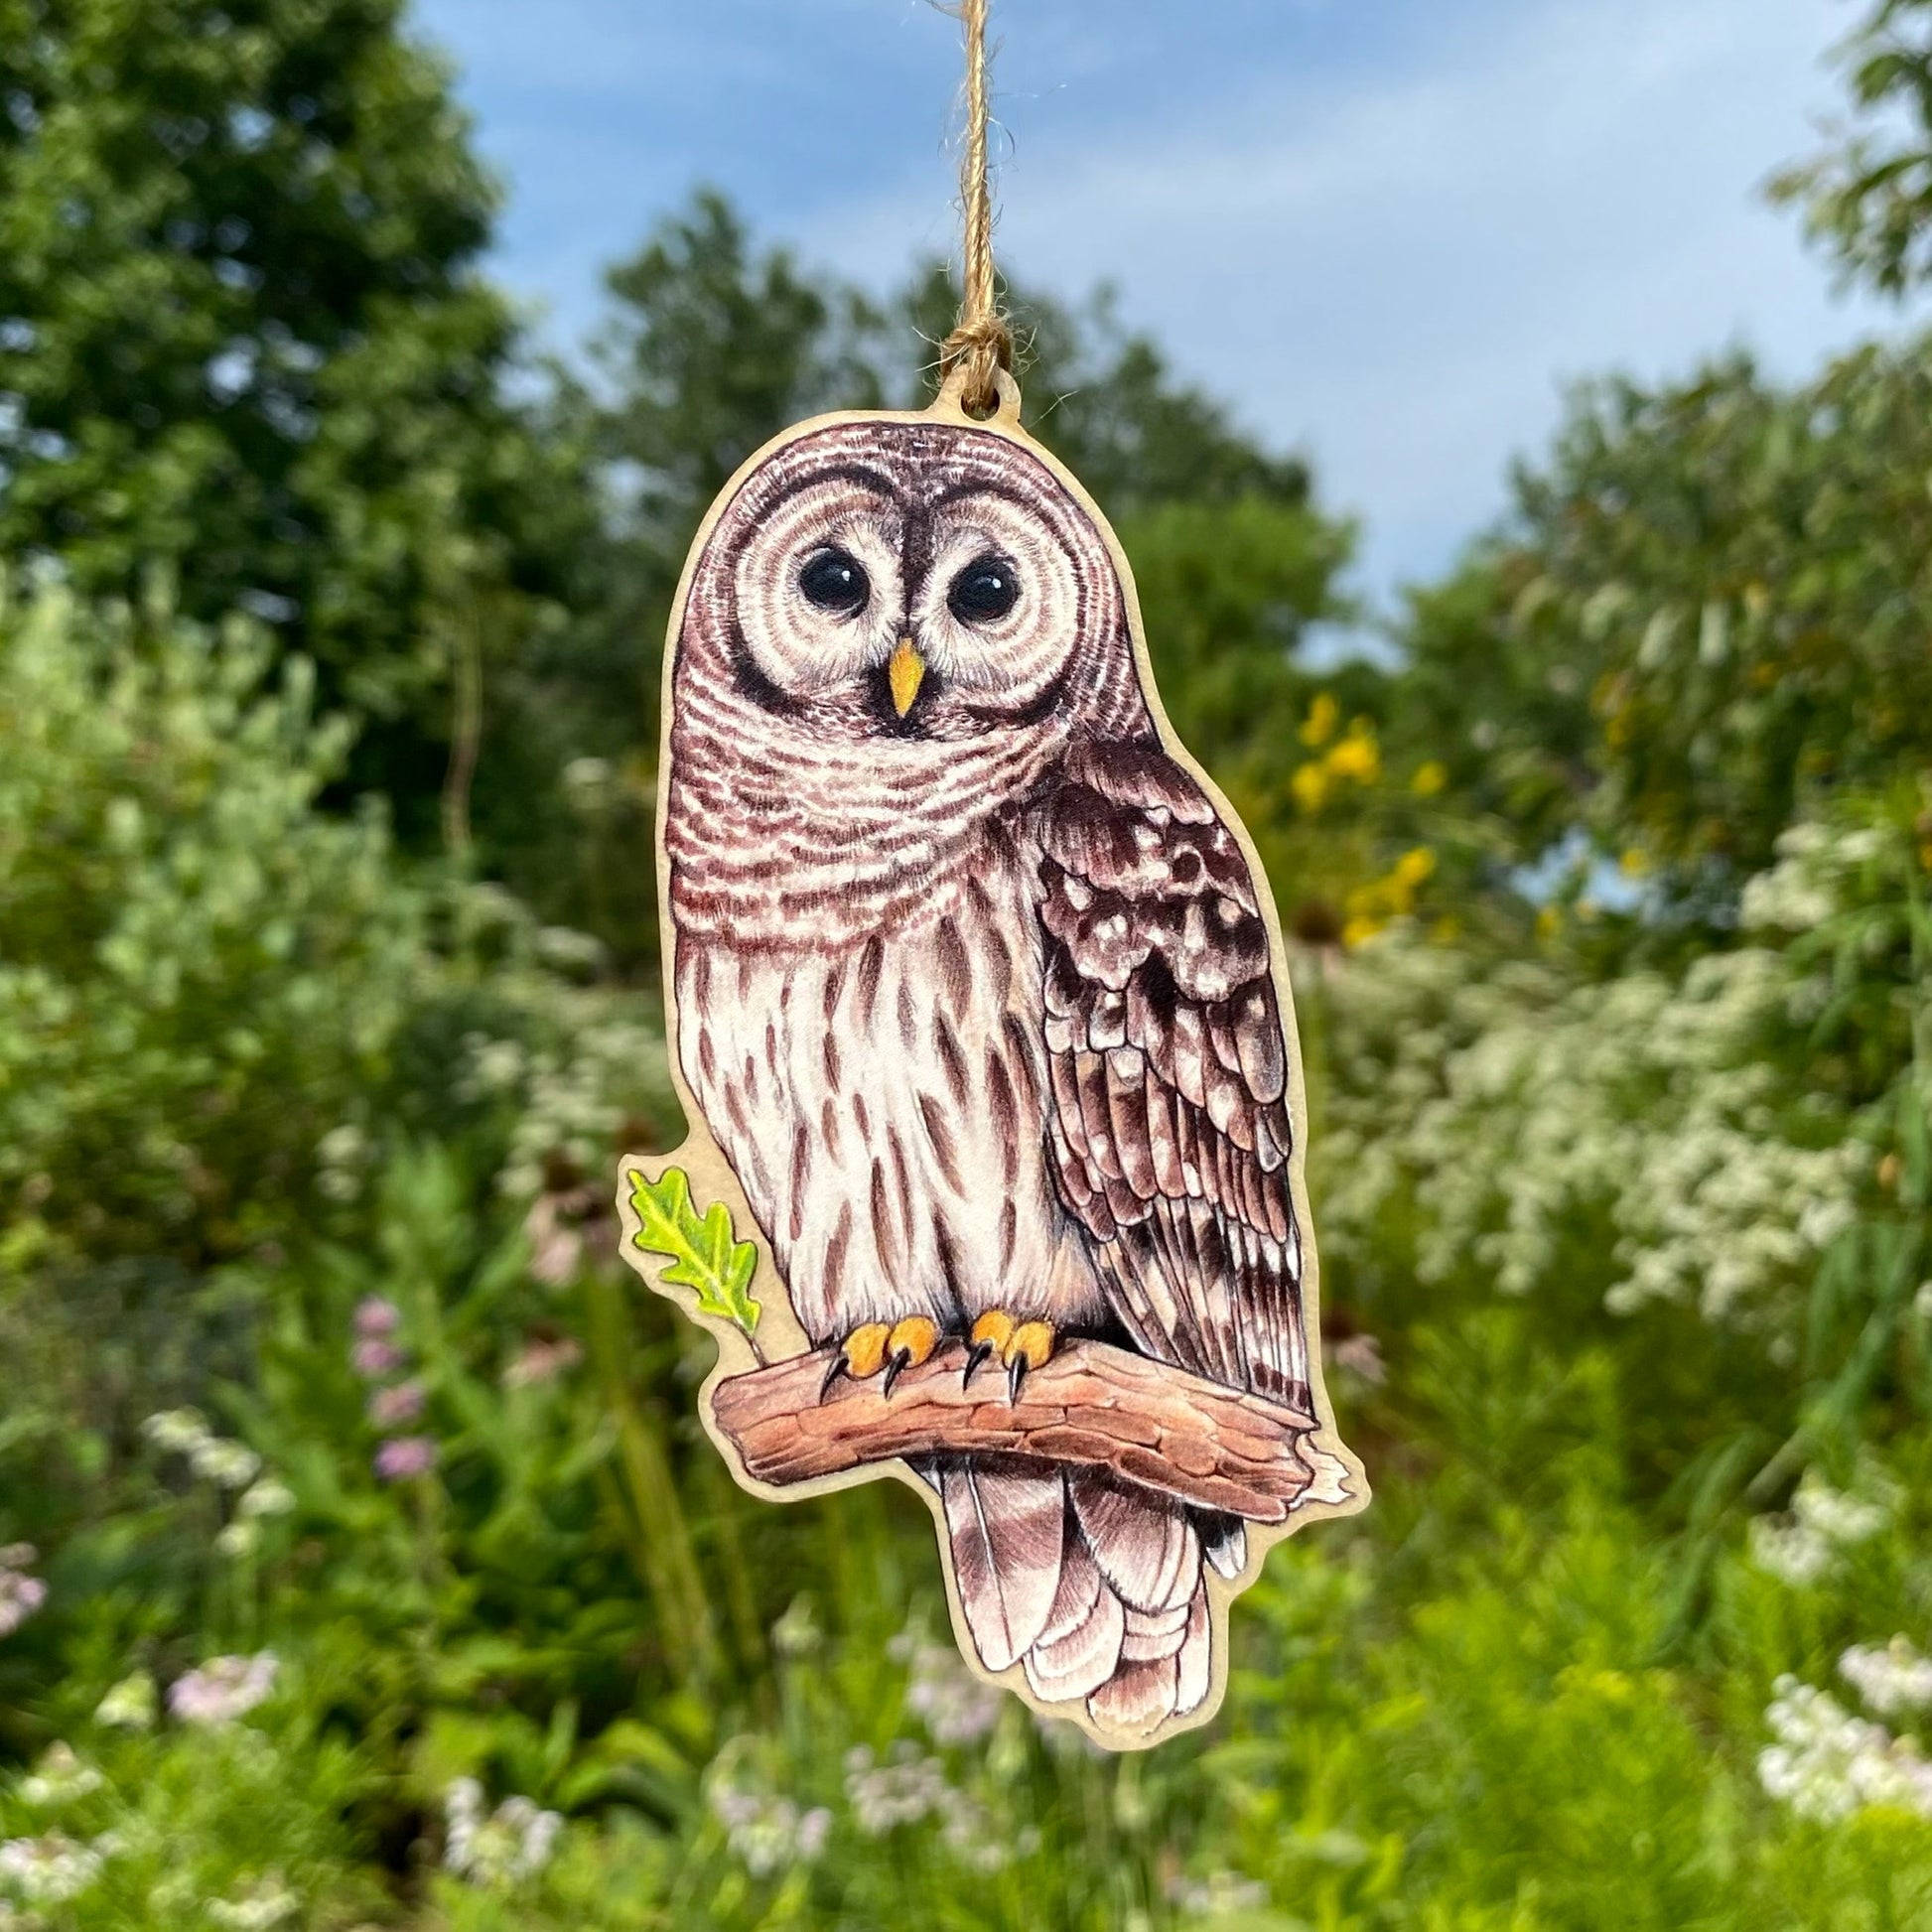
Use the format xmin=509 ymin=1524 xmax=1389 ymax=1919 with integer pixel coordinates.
xmin=627 ymin=1167 xmax=760 ymax=1336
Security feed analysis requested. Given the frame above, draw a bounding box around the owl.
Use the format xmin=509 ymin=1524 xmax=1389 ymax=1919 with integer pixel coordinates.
xmin=663 ymin=408 xmax=1337 ymax=1737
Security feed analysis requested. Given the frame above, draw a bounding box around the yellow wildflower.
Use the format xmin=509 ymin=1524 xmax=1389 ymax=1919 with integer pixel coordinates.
xmin=1410 ymin=760 xmax=1447 ymax=796
xmin=1299 ymin=693 xmax=1339 ymax=748
xmin=1394 ymin=847 xmax=1436 ymax=889
xmin=1341 ymin=913 xmax=1382 ymax=949
xmin=1324 ymin=723 xmax=1381 ymax=785
xmin=1291 ymin=762 xmax=1330 ymax=814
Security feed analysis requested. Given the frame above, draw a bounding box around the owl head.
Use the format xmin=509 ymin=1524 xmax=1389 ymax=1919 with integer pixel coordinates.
xmin=671 ymin=418 xmax=1147 ymax=759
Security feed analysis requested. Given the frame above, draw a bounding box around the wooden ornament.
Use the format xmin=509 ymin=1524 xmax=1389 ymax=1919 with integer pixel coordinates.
xmin=617 ymin=366 xmax=1367 ymax=1749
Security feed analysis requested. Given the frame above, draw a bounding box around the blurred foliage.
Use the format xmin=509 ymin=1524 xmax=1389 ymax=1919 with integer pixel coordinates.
xmin=0 ymin=0 xmax=596 ymax=832
xmin=1772 ymin=0 xmax=1932 ymax=298
xmin=1392 ymin=342 xmax=1932 ymax=907
xmin=6 ymin=3 xmax=1932 ymax=1927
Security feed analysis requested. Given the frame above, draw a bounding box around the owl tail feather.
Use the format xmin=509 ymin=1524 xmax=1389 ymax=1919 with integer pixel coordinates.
xmin=940 ymin=1459 xmax=1238 ymax=1736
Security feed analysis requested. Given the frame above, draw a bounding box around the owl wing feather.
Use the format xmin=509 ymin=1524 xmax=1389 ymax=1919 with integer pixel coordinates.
xmin=1035 ymin=736 xmax=1311 ymax=1413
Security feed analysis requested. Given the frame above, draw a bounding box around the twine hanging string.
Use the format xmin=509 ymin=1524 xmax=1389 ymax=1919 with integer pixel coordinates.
xmin=938 ymin=0 xmax=1014 ymax=413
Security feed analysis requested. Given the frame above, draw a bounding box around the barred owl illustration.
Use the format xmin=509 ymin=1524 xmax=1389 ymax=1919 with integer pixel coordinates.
xmin=662 ymin=412 xmax=1324 ymax=1736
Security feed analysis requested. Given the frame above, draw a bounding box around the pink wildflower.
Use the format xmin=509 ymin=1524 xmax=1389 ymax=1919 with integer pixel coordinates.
xmin=374 ymin=1437 xmax=439 ymax=1481
xmin=0 ymin=1555 xmax=48 ymax=1638
xmin=350 ymin=1338 xmax=405 ymax=1379
xmin=503 ymin=1338 xmax=584 ymax=1388
xmin=353 ymin=1297 xmax=401 ymax=1339
xmin=366 ymin=1381 xmax=426 ymax=1429
xmin=168 ymin=1652 xmax=279 ymax=1725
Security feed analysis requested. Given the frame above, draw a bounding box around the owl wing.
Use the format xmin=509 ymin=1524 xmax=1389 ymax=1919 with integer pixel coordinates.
xmin=1035 ymin=737 xmax=1310 ymax=1412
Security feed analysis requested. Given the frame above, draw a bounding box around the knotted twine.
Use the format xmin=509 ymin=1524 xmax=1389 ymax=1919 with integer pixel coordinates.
xmin=937 ymin=0 xmax=1014 ymax=414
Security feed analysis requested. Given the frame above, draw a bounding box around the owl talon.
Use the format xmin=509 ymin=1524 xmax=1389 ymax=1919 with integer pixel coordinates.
xmin=881 ymin=1315 xmax=938 ymax=1396
xmin=967 ymin=1312 xmax=1056 ymax=1404
xmin=820 ymin=1321 xmax=894 ymax=1402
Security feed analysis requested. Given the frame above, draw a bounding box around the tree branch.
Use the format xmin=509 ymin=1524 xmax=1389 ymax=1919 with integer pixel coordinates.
xmin=710 ymin=1338 xmax=1321 ymax=1522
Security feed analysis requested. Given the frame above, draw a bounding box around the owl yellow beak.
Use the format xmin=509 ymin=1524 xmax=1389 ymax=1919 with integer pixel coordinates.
xmin=888 ymin=636 xmax=926 ymax=718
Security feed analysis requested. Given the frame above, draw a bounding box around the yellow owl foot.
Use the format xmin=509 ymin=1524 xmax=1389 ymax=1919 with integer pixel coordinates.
xmin=962 ymin=1311 xmax=1057 ymax=1401
xmin=819 ymin=1316 xmax=938 ymax=1400
xmin=882 ymin=1315 xmax=938 ymax=1395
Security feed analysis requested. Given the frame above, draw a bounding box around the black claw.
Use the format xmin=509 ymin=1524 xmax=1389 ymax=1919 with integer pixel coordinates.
xmin=820 ymin=1352 xmax=850 ymax=1402
xmin=962 ymin=1340 xmax=995 ymax=1389
xmin=1007 ymin=1353 xmax=1029 ymax=1405
xmin=882 ymin=1347 xmax=912 ymax=1398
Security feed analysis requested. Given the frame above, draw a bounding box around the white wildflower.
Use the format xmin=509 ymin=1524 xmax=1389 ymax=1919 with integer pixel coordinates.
xmin=561 ymin=756 xmax=613 ymax=799
xmin=142 ymin=1409 xmax=212 ymax=1455
xmin=939 ymin=1793 xmax=1019 ymax=1872
xmin=708 ymin=1774 xmax=831 ymax=1877
xmin=891 ymin=1629 xmax=1002 ymax=1746
xmin=1793 ymin=1469 xmax=1893 ymax=1546
xmin=17 ymin=1744 xmax=103 ymax=1808
xmin=769 ymin=1596 xmax=821 ymax=1659
xmin=442 ymin=1777 xmax=563 ymax=1887
xmin=315 ymin=1123 xmax=368 ymax=1202
xmin=214 ymin=1521 xmax=259 ymax=1559
xmin=1758 ymin=1675 xmax=1932 ymax=1822
xmin=492 ymin=1013 xmax=662 ymax=1202
xmin=458 ymin=1033 xmax=528 ymax=1101
xmin=1841 ymin=1638 xmax=1932 ymax=1717
xmin=315 ymin=1124 xmax=366 ymax=1168
xmin=207 ymin=1871 xmax=301 ymax=1928
xmin=0 ymin=1832 xmax=105 ymax=1904
xmin=1749 ymin=1466 xmax=1895 ymax=1585
xmin=1317 ymin=933 xmax=1865 ymax=1339
xmin=188 ymin=1437 xmax=262 ymax=1490
xmin=1168 ymin=1870 xmax=1269 ymax=1917
xmin=1749 ymin=1517 xmax=1834 ymax=1587
xmin=94 ymin=1670 xmax=157 ymax=1729
xmin=842 ymin=1743 xmax=950 ymax=1834
xmin=1739 ymin=862 xmax=1836 ymax=932
xmin=237 ymin=1477 xmax=296 ymax=1519
xmin=534 ymin=926 xmax=607 ymax=975
xmin=168 ymin=1652 xmax=279 ymax=1725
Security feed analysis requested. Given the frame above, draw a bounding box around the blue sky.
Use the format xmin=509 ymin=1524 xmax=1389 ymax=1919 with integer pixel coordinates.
xmin=412 ymin=0 xmax=1916 ymax=609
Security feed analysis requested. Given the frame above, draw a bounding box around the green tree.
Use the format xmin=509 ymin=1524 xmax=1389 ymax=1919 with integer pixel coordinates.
xmin=0 ymin=0 xmax=585 ymax=829
xmin=1388 ymin=340 xmax=1932 ymax=909
xmin=1772 ymin=0 xmax=1932 ymax=296
xmin=598 ymin=191 xmax=890 ymax=556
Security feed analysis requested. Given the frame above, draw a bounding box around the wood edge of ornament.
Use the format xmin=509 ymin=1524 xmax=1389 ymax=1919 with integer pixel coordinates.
xmin=617 ymin=363 xmax=1369 ymax=1750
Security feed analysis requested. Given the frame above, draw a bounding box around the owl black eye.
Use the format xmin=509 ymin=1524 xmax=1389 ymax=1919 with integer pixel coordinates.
xmin=947 ymin=555 xmax=1019 ymax=624
xmin=798 ymin=548 xmax=870 ymax=616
